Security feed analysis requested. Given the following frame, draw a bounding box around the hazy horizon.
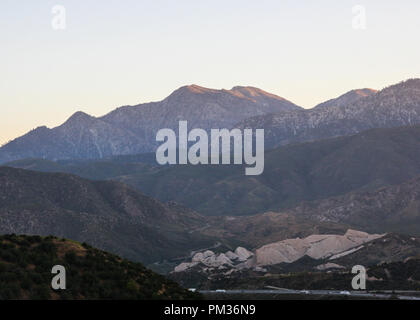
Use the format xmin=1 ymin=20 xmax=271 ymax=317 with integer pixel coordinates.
xmin=1 ymin=0 xmax=420 ymax=144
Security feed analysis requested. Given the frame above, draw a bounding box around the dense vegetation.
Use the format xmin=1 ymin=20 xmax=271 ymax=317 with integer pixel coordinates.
xmin=0 ymin=234 xmax=199 ymax=300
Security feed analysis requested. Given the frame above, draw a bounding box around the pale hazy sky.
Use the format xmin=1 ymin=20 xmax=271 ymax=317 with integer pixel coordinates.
xmin=1 ymin=0 xmax=420 ymax=144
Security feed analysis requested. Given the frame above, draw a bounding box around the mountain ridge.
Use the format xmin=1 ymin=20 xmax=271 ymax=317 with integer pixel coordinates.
xmin=0 ymin=166 xmax=215 ymax=264
xmin=287 ymin=174 xmax=420 ymax=235
xmin=0 ymin=84 xmax=301 ymax=163
xmin=237 ymin=78 xmax=420 ymax=149
xmin=314 ymin=88 xmax=377 ymax=109
xmin=8 ymin=123 xmax=420 ymax=217
xmin=2 ymin=79 xmax=420 ymax=163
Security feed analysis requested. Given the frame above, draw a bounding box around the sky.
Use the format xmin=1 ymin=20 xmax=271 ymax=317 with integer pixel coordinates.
xmin=1 ymin=0 xmax=420 ymax=145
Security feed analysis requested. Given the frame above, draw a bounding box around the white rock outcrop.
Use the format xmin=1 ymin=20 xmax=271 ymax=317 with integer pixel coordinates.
xmin=173 ymin=229 xmax=385 ymax=273
xmin=225 ymin=251 xmax=239 ymax=260
xmin=192 ymin=250 xmax=215 ymax=262
xmin=315 ymin=263 xmax=345 ymax=271
xmin=255 ymin=229 xmax=384 ymax=266
xmin=235 ymin=247 xmax=254 ymax=261
xmin=174 ymin=262 xmax=199 ymax=272
xmin=174 ymin=247 xmax=254 ymax=272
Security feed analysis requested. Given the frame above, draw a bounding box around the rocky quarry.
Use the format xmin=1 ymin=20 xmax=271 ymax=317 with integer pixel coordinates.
xmin=173 ymin=230 xmax=385 ymax=274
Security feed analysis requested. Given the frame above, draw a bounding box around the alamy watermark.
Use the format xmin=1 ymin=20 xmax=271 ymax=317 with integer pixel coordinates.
xmin=352 ymin=5 xmax=367 ymax=30
xmin=156 ymin=121 xmax=265 ymax=176
xmin=51 ymin=265 xmax=66 ymax=290
xmin=51 ymin=5 xmax=66 ymax=30
xmin=351 ymin=265 xmax=366 ymax=290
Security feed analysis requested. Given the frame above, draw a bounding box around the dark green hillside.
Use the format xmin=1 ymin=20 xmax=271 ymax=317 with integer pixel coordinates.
xmin=0 ymin=234 xmax=198 ymax=300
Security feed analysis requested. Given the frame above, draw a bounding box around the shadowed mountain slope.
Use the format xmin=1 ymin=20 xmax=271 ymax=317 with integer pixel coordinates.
xmin=0 ymin=167 xmax=214 ymax=264
xmin=8 ymin=124 xmax=420 ymax=217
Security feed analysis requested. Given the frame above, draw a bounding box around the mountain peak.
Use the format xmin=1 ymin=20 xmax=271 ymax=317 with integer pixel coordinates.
xmin=314 ymin=88 xmax=377 ymax=109
xmin=62 ymin=111 xmax=95 ymax=126
xmin=166 ymin=84 xmax=294 ymax=105
xmin=229 ymin=86 xmax=289 ymax=101
xmin=351 ymin=88 xmax=378 ymax=96
xmin=231 ymin=85 xmax=263 ymax=92
xmin=231 ymin=86 xmax=264 ymax=95
xmin=70 ymin=110 xmax=93 ymax=119
xmin=163 ymin=85 xmax=220 ymax=101
xmin=174 ymin=84 xmax=217 ymax=95
xmin=185 ymin=84 xmax=214 ymax=93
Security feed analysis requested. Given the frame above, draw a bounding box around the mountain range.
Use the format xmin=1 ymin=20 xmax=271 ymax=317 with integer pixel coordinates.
xmin=5 ymin=140 xmax=420 ymax=287
xmin=0 ymin=85 xmax=300 ymax=163
xmin=2 ymin=79 xmax=420 ymax=164
xmin=6 ymin=164 xmax=420 ymax=283
xmin=4 ymin=78 xmax=420 ymax=294
xmin=10 ymin=124 xmax=420 ymax=217
xmin=238 ymin=79 xmax=420 ymax=148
